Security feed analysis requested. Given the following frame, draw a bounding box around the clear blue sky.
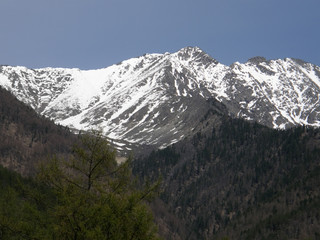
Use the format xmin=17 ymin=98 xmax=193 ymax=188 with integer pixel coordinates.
xmin=0 ymin=0 xmax=319 ymax=69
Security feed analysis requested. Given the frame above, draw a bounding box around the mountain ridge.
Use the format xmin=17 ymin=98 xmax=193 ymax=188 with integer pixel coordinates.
xmin=1 ymin=47 xmax=320 ymax=148
xmin=1 ymin=47 xmax=320 ymax=239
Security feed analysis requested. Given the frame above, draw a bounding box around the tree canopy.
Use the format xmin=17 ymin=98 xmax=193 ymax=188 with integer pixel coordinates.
xmin=0 ymin=131 xmax=160 ymax=240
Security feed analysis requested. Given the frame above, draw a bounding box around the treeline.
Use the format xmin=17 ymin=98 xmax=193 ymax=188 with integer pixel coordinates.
xmin=134 ymin=111 xmax=320 ymax=240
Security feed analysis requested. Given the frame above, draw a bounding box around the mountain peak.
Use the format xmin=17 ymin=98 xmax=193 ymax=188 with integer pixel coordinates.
xmin=176 ymin=46 xmax=206 ymax=58
xmin=1 ymin=47 xmax=320 ymax=148
xmin=247 ymin=56 xmax=268 ymax=65
xmin=177 ymin=46 xmax=202 ymax=53
xmin=174 ymin=46 xmax=218 ymax=65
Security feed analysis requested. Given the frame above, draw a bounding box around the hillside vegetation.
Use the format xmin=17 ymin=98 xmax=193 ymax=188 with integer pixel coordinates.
xmin=0 ymin=131 xmax=160 ymax=239
xmin=1 ymin=87 xmax=320 ymax=239
xmin=134 ymin=110 xmax=320 ymax=239
xmin=0 ymin=86 xmax=76 ymax=175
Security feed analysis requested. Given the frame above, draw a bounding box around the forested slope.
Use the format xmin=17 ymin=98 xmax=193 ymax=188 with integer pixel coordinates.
xmin=0 ymin=86 xmax=76 ymax=175
xmin=134 ymin=110 xmax=320 ymax=240
xmin=0 ymin=132 xmax=160 ymax=239
xmin=1 ymin=85 xmax=320 ymax=239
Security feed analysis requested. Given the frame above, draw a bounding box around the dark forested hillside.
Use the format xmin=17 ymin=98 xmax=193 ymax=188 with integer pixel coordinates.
xmin=1 ymin=84 xmax=320 ymax=239
xmin=0 ymin=132 xmax=161 ymax=239
xmin=0 ymin=87 xmax=76 ymax=175
xmin=134 ymin=110 xmax=320 ymax=240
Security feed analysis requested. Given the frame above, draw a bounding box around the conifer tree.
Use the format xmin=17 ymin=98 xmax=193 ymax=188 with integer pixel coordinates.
xmin=38 ymin=130 xmax=161 ymax=240
xmin=0 ymin=130 xmax=161 ymax=240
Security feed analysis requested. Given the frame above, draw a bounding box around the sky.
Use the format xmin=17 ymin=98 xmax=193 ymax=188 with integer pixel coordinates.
xmin=0 ymin=0 xmax=319 ymax=70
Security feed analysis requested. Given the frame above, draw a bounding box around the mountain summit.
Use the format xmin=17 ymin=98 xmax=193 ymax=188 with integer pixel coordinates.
xmin=1 ymin=47 xmax=320 ymax=148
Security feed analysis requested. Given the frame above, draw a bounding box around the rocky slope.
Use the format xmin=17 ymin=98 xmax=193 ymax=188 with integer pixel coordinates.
xmin=1 ymin=47 xmax=320 ymax=148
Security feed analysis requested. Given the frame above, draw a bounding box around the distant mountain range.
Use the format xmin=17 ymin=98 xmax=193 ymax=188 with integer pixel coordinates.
xmin=1 ymin=47 xmax=320 ymax=149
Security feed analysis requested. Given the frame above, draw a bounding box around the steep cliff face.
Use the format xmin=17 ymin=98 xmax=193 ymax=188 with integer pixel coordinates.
xmin=1 ymin=47 xmax=320 ymax=148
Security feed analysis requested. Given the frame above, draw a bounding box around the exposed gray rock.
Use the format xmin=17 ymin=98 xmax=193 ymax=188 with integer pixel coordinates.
xmin=0 ymin=47 xmax=320 ymax=148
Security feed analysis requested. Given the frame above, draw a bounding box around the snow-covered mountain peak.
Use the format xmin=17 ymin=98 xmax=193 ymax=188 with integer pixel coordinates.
xmin=175 ymin=46 xmax=205 ymax=58
xmin=1 ymin=48 xmax=320 ymax=149
xmin=172 ymin=46 xmax=218 ymax=66
xmin=247 ymin=56 xmax=268 ymax=65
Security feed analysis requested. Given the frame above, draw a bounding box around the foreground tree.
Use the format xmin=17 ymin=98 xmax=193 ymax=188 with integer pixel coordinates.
xmin=0 ymin=131 xmax=160 ymax=239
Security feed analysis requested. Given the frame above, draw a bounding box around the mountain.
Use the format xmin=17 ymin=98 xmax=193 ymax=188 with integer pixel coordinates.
xmin=1 ymin=47 xmax=320 ymax=149
xmin=1 ymin=47 xmax=320 ymax=240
